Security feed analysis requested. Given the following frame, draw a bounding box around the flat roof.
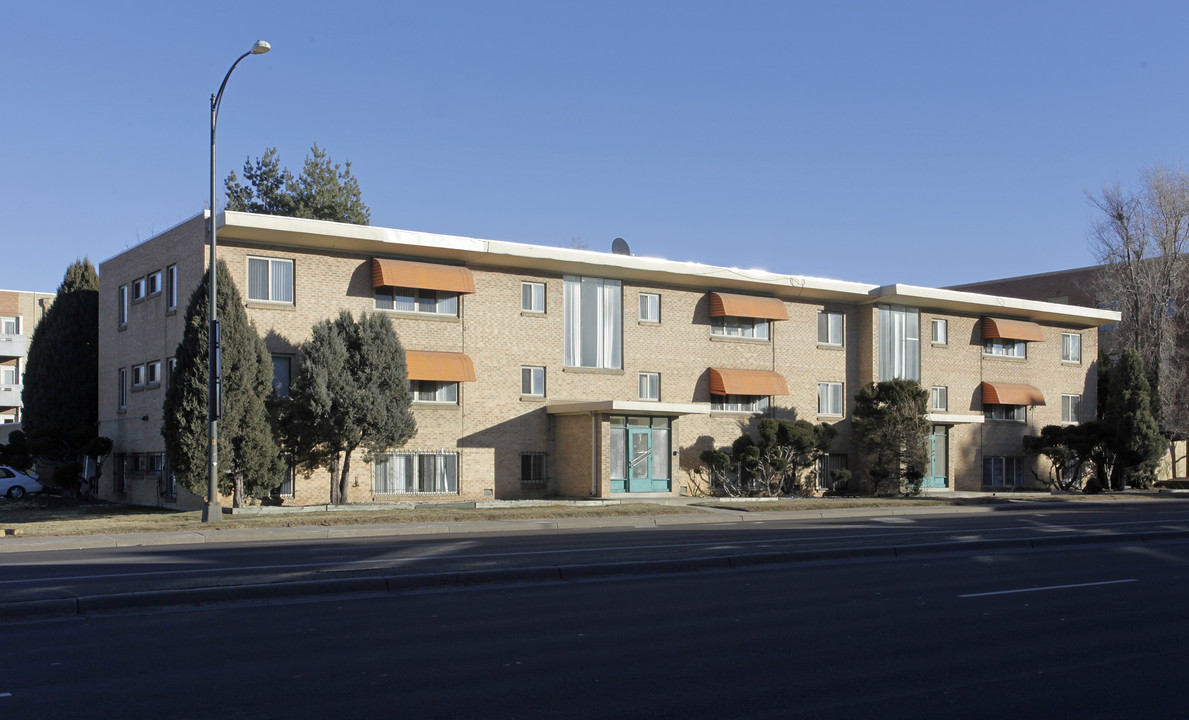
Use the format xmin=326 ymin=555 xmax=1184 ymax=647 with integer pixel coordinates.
xmin=214 ymin=212 xmax=1120 ymax=328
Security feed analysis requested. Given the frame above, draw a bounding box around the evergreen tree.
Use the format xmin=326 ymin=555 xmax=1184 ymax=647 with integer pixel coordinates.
xmin=22 ymin=259 xmax=99 ymax=435
xmin=224 ymin=144 xmax=370 ymax=225
xmin=852 ymin=380 xmax=931 ymax=494
xmin=1102 ymin=349 xmax=1167 ymax=488
xmin=282 ymin=311 xmax=415 ymax=504
xmin=161 ymin=260 xmax=283 ymax=505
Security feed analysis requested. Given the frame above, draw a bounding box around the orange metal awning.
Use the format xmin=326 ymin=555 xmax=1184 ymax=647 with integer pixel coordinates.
xmin=708 ymin=368 xmax=789 ymax=396
xmin=708 ymin=292 xmax=789 ymax=321
xmin=405 ymin=351 xmax=477 ymax=383
xmin=982 ymin=317 xmax=1045 ymax=342
xmin=372 ymin=258 xmax=476 ymax=293
xmin=982 ymin=381 xmax=1046 ymax=406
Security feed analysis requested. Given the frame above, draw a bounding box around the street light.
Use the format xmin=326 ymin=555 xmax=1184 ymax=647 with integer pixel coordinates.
xmin=205 ymin=39 xmax=271 ymax=523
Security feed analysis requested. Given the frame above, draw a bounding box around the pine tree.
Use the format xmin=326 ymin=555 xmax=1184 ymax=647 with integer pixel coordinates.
xmin=1102 ymin=349 xmax=1167 ymax=488
xmin=161 ymin=260 xmax=283 ymax=505
xmin=852 ymin=380 xmax=931 ymax=494
xmin=282 ymin=311 xmax=415 ymax=504
xmin=223 ymin=144 xmax=370 ymax=225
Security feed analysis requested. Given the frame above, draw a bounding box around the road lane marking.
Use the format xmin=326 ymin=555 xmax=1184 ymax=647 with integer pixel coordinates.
xmin=959 ymin=579 xmax=1137 ymax=598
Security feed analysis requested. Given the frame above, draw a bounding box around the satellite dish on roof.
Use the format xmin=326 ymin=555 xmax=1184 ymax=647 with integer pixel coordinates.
xmin=611 ymin=237 xmax=631 ymax=256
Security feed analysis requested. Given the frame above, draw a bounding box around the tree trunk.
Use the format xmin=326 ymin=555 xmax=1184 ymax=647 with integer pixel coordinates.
xmin=233 ymin=473 xmax=244 ymax=508
xmin=338 ymin=451 xmax=352 ymax=505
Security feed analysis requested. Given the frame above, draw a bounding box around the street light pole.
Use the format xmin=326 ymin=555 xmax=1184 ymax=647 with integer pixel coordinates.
xmin=205 ymin=39 xmax=271 ymax=523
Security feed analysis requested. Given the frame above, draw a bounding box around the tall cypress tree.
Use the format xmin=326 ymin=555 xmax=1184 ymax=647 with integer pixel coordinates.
xmin=1103 ymin=349 xmax=1167 ymax=488
xmin=162 ymin=260 xmax=283 ymax=505
xmin=22 ymin=259 xmax=99 ymax=436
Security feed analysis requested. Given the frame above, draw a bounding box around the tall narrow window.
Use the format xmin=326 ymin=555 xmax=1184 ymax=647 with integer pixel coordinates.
xmin=1062 ymin=333 xmax=1082 ymax=363
xmin=271 ymin=355 xmax=292 ymax=397
xmin=166 ymin=265 xmax=178 ymax=310
xmin=132 ymin=277 xmax=146 ymax=301
xmin=817 ymin=311 xmax=843 ymax=345
xmin=521 ymin=282 xmax=545 ymax=313
xmin=248 ymin=257 xmax=294 ymax=303
xmin=146 ymin=360 xmax=162 ymax=385
xmin=878 ymin=305 xmax=920 ymax=382
xmin=118 ymin=368 xmax=127 ymax=410
xmin=118 ymin=285 xmax=129 ymax=326
xmin=147 ymin=271 xmax=162 ymax=295
xmin=563 ymin=276 xmax=622 ymax=369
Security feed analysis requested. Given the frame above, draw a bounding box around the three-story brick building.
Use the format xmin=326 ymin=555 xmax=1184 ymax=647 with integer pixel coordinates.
xmin=97 ymin=211 xmax=1118 ymax=506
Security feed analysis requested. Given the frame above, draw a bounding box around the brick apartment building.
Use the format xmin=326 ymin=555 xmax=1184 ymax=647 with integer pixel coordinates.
xmin=96 ymin=212 xmax=1118 ymax=507
xmin=0 ymin=288 xmax=54 ymax=428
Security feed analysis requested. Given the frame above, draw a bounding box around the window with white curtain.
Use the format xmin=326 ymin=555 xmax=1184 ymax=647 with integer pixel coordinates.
xmin=247 ymin=257 xmax=294 ymax=303
xmin=878 ymin=305 xmax=920 ymax=382
xmin=817 ymin=382 xmax=844 ymax=416
xmin=563 ymin=276 xmax=622 ymax=369
xmin=931 ymin=386 xmax=947 ymax=411
xmin=374 ymin=451 xmax=459 ymax=494
xmin=1062 ymin=394 xmax=1082 ymax=424
xmin=638 ymin=372 xmax=660 ymax=401
xmin=409 ymin=380 xmax=458 ymax=404
xmin=0 ymin=316 xmax=18 ymax=335
xmin=1062 ymin=333 xmax=1082 ymax=363
xmin=375 ymin=287 xmax=459 ymax=315
xmin=817 ymin=311 xmax=843 ymax=345
xmin=521 ymin=366 xmax=545 ymax=396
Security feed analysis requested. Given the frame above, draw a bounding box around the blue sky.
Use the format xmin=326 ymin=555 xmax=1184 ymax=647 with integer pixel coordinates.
xmin=4 ymin=1 xmax=1187 ymax=295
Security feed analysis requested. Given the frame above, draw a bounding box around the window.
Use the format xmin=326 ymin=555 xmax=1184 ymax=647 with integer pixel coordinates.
xmin=521 ymin=452 xmax=548 ymax=487
xmin=271 ymin=355 xmax=292 ymax=397
xmin=375 ymin=287 xmax=459 ymax=316
xmin=1062 ymin=333 xmax=1082 ymax=363
xmin=410 ymin=380 xmax=458 ymax=404
xmin=166 ymin=265 xmax=178 ymax=310
xmin=983 ymin=339 xmax=1026 ymax=358
xmin=1062 ymin=394 xmax=1082 ymax=424
xmin=132 ymin=364 xmax=145 ymax=387
xmin=521 ymin=366 xmax=545 ymax=397
xmin=147 ymin=452 xmax=165 ymax=474
xmin=609 ymin=416 xmax=670 ymax=487
xmin=983 ymin=456 xmax=1025 ymax=486
xmin=132 ymin=277 xmax=146 ymax=301
xmin=166 ymin=358 xmax=177 ymax=389
xmin=118 ymin=285 xmax=128 ymax=325
xmin=1 ymin=365 xmax=17 ymax=385
xmin=711 ymin=316 xmax=769 ymax=339
xmin=0 ymin=316 xmax=19 ymax=335
xmin=639 ymin=293 xmax=660 ymax=322
xmin=931 ymin=386 xmax=948 ymax=412
xmin=521 ymin=282 xmax=545 ymax=313
xmin=817 ymin=454 xmax=850 ymax=490
xmin=374 ymin=451 xmax=459 ymax=494
xmin=118 ymin=368 xmax=127 ymax=410
xmin=563 ymin=276 xmax=622 ymax=369
xmin=817 ymin=311 xmax=843 ymax=345
xmin=146 ymin=360 xmax=161 ymax=385
xmin=272 ymin=463 xmax=295 ymax=499
xmin=931 ymin=318 xmax=947 ymax=345
xmin=147 ymin=271 xmax=162 ymax=296
xmin=247 ymin=257 xmax=294 ymax=303
xmin=711 ymin=394 xmax=770 ymax=413
xmin=639 ymin=372 xmax=660 ymax=401
xmin=985 ymin=404 xmax=1026 ymax=422
xmin=817 ymin=382 xmax=844 ymax=416
xmin=878 ymin=305 xmax=919 ymax=381
xmin=113 ymin=453 xmax=127 ymax=494
xmin=160 ymin=457 xmax=177 ymax=500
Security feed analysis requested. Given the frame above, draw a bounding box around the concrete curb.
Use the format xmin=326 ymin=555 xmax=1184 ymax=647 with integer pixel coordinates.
xmin=6 ymin=527 xmax=1189 ymax=625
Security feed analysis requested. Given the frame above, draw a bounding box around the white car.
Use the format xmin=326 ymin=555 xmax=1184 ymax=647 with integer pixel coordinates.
xmin=0 ymin=466 xmax=43 ymax=498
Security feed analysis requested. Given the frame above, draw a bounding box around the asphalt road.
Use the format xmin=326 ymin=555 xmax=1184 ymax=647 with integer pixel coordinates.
xmin=3 ymin=501 xmax=1189 ymax=608
xmin=3 ymin=537 xmax=1186 ymax=719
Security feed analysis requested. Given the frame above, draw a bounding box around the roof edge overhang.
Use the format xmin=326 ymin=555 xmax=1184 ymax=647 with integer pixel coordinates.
xmin=868 ymin=284 xmax=1120 ymax=328
xmin=546 ymin=400 xmax=710 ymax=416
xmin=926 ymin=413 xmax=986 ymax=425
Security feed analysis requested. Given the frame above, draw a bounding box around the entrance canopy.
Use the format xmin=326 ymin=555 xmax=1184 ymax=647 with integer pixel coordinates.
xmin=546 ymin=400 xmax=709 ymax=416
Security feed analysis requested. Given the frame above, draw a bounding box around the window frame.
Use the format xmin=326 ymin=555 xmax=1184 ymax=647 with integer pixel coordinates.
xmin=710 ymin=315 xmax=770 ymax=340
xmin=930 ymin=386 xmax=948 ymax=412
xmin=521 ymin=366 xmax=545 ymax=397
xmin=878 ymin=305 xmax=920 ymax=382
xmin=817 ymin=381 xmax=844 ymax=417
xmin=1061 ymin=332 xmax=1082 ymax=363
xmin=131 ymin=363 xmax=146 ymax=388
xmin=118 ymin=368 xmax=128 ymax=410
xmin=166 ymin=265 xmax=178 ymax=311
xmin=131 ymin=277 xmax=146 ymax=301
xmin=983 ymin=456 xmax=1025 ymax=486
xmin=147 ymin=271 xmax=162 ymax=296
xmin=639 ymin=293 xmax=660 ymax=323
xmin=271 ymin=355 xmax=293 ymax=398
xmin=1062 ymin=394 xmax=1082 ymax=424
xmin=118 ymin=285 xmax=129 ymax=326
xmin=521 ymin=282 xmax=546 ymax=313
xmin=983 ymin=338 xmax=1026 ymax=358
xmin=0 ymin=316 xmax=20 ymax=335
xmin=146 ymin=360 xmax=161 ymax=386
xmin=409 ymin=379 xmax=459 ymax=404
xmin=375 ymin=286 xmax=460 ymax=316
xmin=373 ymin=451 xmax=460 ymax=495
xmin=247 ymin=256 xmax=295 ymax=304
xmin=711 ymin=394 xmax=770 ymax=413
xmin=563 ymin=275 xmax=623 ymax=370
xmin=520 ymin=452 xmax=548 ymax=487
xmin=638 ymin=372 xmax=660 ymax=402
xmin=984 ymin=404 xmax=1026 ymax=422
xmin=817 ymin=310 xmax=843 ymax=346
xmin=931 ymin=318 xmax=948 ymax=345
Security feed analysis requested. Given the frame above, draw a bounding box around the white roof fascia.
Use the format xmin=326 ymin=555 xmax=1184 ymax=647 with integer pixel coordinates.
xmin=546 ymin=400 xmax=710 ymax=416
xmin=870 ymin=284 xmax=1121 ymax=328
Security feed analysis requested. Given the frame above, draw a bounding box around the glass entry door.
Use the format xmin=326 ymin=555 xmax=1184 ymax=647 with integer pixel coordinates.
xmin=924 ymin=425 xmax=949 ymax=489
xmin=610 ymin=416 xmax=671 ymax=492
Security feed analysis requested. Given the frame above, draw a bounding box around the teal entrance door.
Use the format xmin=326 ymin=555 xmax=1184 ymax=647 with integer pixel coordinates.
xmin=924 ymin=425 xmax=949 ymax=489
xmin=610 ymin=416 xmax=671 ymax=493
